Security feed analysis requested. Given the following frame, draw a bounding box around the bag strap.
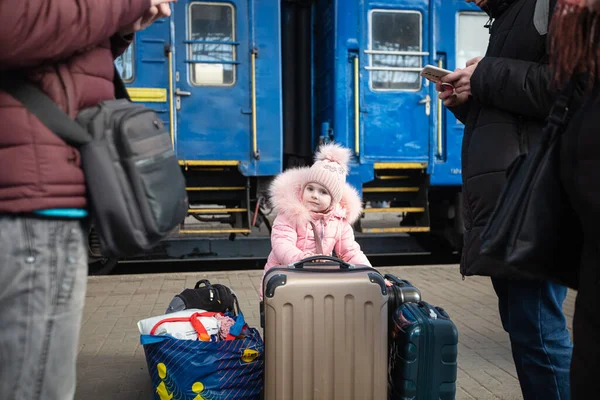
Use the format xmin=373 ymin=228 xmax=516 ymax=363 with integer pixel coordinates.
xmin=150 ymin=311 xmax=220 ymax=341
xmin=543 ymin=79 xmax=577 ymax=139
xmin=194 ymin=279 xmax=213 ymax=289
xmin=0 ymin=66 xmax=130 ymax=147
xmin=113 ymin=65 xmax=132 ymax=101
xmin=0 ymin=74 xmax=92 ymax=146
xmin=309 ymin=221 xmax=325 ymax=255
xmin=149 ymin=311 xmax=247 ymax=341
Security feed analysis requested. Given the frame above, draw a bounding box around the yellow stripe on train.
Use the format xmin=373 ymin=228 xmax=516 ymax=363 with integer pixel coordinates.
xmin=126 ymin=87 xmax=167 ymax=103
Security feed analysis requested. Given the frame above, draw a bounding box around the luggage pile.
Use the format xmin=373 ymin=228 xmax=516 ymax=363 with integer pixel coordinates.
xmin=138 ymin=279 xmax=264 ymax=400
xmin=136 ymin=258 xmax=458 ymax=400
xmin=260 ymin=256 xmax=458 ymax=400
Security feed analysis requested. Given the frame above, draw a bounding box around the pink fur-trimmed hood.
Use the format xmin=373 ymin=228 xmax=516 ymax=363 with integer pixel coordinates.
xmin=268 ymin=166 xmax=363 ymax=224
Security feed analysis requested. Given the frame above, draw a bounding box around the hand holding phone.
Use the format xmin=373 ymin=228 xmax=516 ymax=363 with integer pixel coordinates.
xmin=440 ymin=57 xmax=483 ymax=96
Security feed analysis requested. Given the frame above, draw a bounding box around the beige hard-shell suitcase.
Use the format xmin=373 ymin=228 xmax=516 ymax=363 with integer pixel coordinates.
xmin=262 ymin=256 xmax=388 ymax=400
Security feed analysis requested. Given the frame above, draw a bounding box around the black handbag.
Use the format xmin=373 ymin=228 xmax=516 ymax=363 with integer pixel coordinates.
xmin=479 ymin=82 xmax=581 ymax=289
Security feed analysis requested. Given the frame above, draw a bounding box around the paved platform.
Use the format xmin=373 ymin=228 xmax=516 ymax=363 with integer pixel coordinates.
xmin=75 ymin=265 xmax=575 ymax=400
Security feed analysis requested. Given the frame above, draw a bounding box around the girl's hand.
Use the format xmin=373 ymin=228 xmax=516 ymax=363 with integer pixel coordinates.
xmin=384 ymin=278 xmax=393 ymax=287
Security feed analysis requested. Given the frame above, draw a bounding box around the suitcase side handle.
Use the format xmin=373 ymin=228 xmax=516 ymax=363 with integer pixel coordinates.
xmin=384 ymin=274 xmax=407 ymax=286
xmin=290 ymin=256 xmax=353 ymax=269
xmin=383 ymin=274 xmax=418 ymax=289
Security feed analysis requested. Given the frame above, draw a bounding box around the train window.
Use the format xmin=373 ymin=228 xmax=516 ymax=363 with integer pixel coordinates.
xmin=368 ymin=10 xmax=422 ymax=91
xmin=188 ymin=2 xmax=236 ymax=86
xmin=456 ymin=12 xmax=489 ymax=70
xmin=115 ymin=43 xmax=135 ymax=82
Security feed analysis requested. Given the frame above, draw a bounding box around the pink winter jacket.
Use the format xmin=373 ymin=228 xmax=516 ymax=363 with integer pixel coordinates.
xmin=259 ymin=168 xmax=370 ymax=297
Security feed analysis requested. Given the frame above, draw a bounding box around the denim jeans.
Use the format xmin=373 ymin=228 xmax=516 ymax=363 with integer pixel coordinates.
xmin=491 ymin=278 xmax=573 ymax=400
xmin=0 ymin=215 xmax=88 ymax=400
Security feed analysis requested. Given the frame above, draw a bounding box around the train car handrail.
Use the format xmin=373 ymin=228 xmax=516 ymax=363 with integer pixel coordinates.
xmin=354 ymin=56 xmax=360 ymax=156
xmin=184 ymin=60 xmax=241 ymax=65
xmin=364 ymin=67 xmax=423 ymax=72
xmin=184 ymin=40 xmax=241 ymax=45
xmin=251 ymin=50 xmax=259 ymax=160
xmin=437 ymin=59 xmax=444 ymax=158
xmin=364 ymin=50 xmax=429 ymax=56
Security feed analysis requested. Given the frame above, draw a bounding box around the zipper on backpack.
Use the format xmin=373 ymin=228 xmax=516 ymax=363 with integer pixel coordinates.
xmin=135 ymin=149 xmax=175 ymax=168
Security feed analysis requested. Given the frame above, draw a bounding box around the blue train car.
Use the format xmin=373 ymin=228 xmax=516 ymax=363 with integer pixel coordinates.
xmin=312 ymin=0 xmax=488 ymax=247
xmin=104 ymin=0 xmax=489 ymax=265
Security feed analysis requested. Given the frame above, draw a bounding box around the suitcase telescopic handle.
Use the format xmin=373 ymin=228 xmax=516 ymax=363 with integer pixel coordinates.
xmin=291 ymin=256 xmax=353 ymax=269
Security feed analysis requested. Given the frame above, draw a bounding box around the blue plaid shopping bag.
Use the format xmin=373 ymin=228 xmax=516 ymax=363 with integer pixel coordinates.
xmin=140 ymin=311 xmax=264 ymax=400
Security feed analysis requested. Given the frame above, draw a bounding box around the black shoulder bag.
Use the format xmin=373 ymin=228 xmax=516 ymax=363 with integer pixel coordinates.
xmin=0 ymin=68 xmax=188 ymax=258
xmin=479 ymin=81 xmax=581 ymax=289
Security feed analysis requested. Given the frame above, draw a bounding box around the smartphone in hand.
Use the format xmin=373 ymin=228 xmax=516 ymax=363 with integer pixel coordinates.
xmin=420 ymin=65 xmax=453 ymax=83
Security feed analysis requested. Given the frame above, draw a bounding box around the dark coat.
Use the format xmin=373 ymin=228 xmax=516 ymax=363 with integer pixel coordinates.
xmin=559 ymin=85 xmax=600 ymax=398
xmin=450 ymin=0 xmax=558 ymax=279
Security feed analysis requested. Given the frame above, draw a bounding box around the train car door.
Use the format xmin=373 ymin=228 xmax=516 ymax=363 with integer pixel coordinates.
xmin=431 ymin=0 xmax=489 ymax=185
xmin=115 ymin=17 xmax=172 ymax=132
xmin=173 ymin=0 xmax=251 ymax=163
xmin=359 ymin=0 xmax=431 ymax=163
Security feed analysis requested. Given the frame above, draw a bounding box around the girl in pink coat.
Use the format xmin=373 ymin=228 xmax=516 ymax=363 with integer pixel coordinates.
xmin=259 ymin=143 xmax=371 ymax=297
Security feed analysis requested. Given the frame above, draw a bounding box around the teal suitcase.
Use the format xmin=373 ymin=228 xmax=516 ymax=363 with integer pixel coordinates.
xmin=388 ymin=301 xmax=458 ymax=399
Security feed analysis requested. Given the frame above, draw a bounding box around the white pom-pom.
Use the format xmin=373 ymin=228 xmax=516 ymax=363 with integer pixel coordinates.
xmin=314 ymin=143 xmax=352 ymax=170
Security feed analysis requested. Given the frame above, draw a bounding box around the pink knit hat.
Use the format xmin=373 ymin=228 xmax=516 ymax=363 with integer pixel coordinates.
xmin=304 ymin=143 xmax=352 ymax=206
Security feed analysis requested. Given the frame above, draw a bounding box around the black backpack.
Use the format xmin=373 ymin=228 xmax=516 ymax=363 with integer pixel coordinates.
xmin=0 ymin=69 xmax=188 ymax=257
xmin=166 ymin=279 xmax=240 ymax=315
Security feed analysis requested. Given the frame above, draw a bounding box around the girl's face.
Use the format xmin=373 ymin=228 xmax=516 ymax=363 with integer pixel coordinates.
xmin=302 ymin=182 xmax=332 ymax=213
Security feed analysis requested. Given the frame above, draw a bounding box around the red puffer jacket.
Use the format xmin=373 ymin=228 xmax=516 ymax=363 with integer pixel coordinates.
xmin=0 ymin=0 xmax=150 ymax=213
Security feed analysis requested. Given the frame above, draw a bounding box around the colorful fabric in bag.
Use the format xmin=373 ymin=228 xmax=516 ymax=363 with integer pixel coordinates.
xmin=140 ymin=315 xmax=264 ymax=400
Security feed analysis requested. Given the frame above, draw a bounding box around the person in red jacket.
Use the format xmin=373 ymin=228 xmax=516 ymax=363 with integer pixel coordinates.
xmin=0 ymin=1 xmax=175 ymax=399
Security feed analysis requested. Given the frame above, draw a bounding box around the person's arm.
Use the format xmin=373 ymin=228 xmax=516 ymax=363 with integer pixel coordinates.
xmin=270 ymin=216 xmax=314 ymax=265
xmin=335 ymin=223 xmax=371 ymax=266
xmin=470 ymin=57 xmax=554 ymax=120
xmin=0 ymin=0 xmax=150 ymax=69
xmin=448 ymin=98 xmax=472 ymax=124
